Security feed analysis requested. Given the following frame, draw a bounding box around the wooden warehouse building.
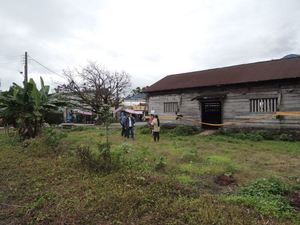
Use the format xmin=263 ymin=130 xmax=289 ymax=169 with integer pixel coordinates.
xmin=145 ymin=55 xmax=300 ymax=130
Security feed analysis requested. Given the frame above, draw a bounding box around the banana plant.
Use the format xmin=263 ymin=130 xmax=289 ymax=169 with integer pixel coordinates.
xmin=0 ymin=77 xmax=66 ymax=139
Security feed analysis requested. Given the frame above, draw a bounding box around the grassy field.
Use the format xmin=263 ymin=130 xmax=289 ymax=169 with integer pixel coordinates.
xmin=0 ymin=126 xmax=300 ymax=225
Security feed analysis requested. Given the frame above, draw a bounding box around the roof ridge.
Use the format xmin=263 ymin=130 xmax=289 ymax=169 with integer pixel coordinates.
xmin=166 ymin=56 xmax=300 ymax=77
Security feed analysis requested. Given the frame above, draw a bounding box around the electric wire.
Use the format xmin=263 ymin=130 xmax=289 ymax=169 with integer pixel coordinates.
xmin=28 ymin=55 xmax=64 ymax=78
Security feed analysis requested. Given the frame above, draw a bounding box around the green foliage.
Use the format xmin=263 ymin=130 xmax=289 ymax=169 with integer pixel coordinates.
xmin=180 ymin=148 xmax=198 ymax=163
xmin=173 ymin=125 xmax=198 ymax=136
xmin=0 ymin=77 xmax=66 ymax=139
xmin=76 ymin=142 xmax=129 ymax=172
xmin=161 ymin=125 xmax=201 ymax=136
xmin=137 ymin=125 xmax=151 ymax=134
xmin=44 ymin=111 xmax=64 ymax=124
xmin=76 ymin=144 xmax=97 ymax=170
xmin=233 ymin=132 xmax=263 ymax=141
xmin=115 ymin=142 xmax=132 ymax=154
xmin=155 ymin=156 xmax=167 ymax=171
xmin=239 ymin=178 xmax=290 ymax=196
xmin=175 ymin=175 xmax=194 ymax=185
xmin=43 ymin=128 xmax=67 ymax=153
xmin=219 ymin=129 xmax=298 ymax=142
xmin=206 ymin=155 xmax=231 ymax=164
xmin=70 ymin=126 xmax=90 ymax=132
xmin=279 ymin=133 xmax=295 ymax=142
xmin=225 ymin=178 xmax=295 ymax=218
xmin=98 ymin=142 xmax=112 ymax=167
xmin=1 ymin=128 xmax=300 ymax=225
xmin=27 ymin=194 xmax=48 ymax=211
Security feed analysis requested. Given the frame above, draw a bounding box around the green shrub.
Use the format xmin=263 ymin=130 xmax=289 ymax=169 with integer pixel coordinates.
xmin=219 ymin=129 xmax=298 ymax=142
xmin=161 ymin=125 xmax=200 ymax=136
xmin=181 ymin=148 xmax=198 ymax=163
xmin=76 ymin=142 xmax=129 ymax=172
xmin=176 ymin=175 xmax=194 ymax=185
xmin=225 ymin=178 xmax=295 ymax=218
xmin=70 ymin=126 xmax=91 ymax=132
xmin=256 ymin=130 xmax=278 ymax=140
xmin=239 ymin=177 xmax=289 ymax=196
xmin=43 ymin=128 xmax=67 ymax=153
xmin=98 ymin=142 xmax=111 ymax=163
xmin=247 ymin=133 xmax=264 ymax=141
xmin=76 ymin=145 xmax=98 ymax=170
xmin=279 ymin=133 xmax=295 ymax=142
xmin=219 ymin=130 xmax=263 ymax=141
xmin=44 ymin=112 xmax=64 ymax=125
xmin=155 ymin=156 xmax=167 ymax=171
xmin=115 ymin=142 xmax=132 ymax=154
xmin=137 ymin=125 xmax=151 ymax=135
xmin=174 ymin=125 xmax=198 ymax=136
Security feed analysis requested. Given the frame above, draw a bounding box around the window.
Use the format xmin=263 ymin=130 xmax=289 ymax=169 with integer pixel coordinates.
xmin=164 ymin=102 xmax=178 ymax=113
xmin=250 ymin=98 xmax=278 ymax=113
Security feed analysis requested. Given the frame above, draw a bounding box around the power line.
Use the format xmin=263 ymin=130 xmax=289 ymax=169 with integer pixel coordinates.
xmin=0 ymin=54 xmax=23 ymax=59
xmin=28 ymin=55 xmax=64 ymax=78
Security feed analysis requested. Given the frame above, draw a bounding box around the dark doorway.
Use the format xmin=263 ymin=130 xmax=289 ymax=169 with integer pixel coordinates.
xmin=201 ymin=101 xmax=222 ymax=129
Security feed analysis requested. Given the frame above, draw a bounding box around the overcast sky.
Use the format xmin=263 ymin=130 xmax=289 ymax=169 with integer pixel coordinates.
xmin=0 ymin=0 xmax=300 ymax=91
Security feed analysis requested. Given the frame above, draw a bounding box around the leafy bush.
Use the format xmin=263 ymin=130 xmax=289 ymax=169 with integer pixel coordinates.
xmin=70 ymin=126 xmax=91 ymax=132
xmin=137 ymin=125 xmax=151 ymax=135
xmin=155 ymin=156 xmax=167 ymax=171
xmin=76 ymin=144 xmax=98 ymax=170
xmin=225 ymin=178 xmax=295 ymax=218
xmin=76 ymin=142 xmax=130 ymax=172
xmin=115 ymin=142 xmax=132 ymax=154
xmin=219 ymin=130 xmax=264 ymax=141
xmin=279 ymin=133 xmax=295 ymax=142
xmin=43 ymin=128 xmax=67 ymax=153
xmin=239 ymin=178 xmax=289 ymax=196
xmin=176 ymin=175 xmax=194 ymax=185
xmin=161 ymin=125 xmax=201 ymax=136
xmin=180 ymin=148 xmax=198 ymax=163
xmin=0 ymin=78 xmax=66 ymax=139
xmin=44 ymin=112 xmax=64 ymax=125
xmin=219 ymin=129 xmax=298 ymax=142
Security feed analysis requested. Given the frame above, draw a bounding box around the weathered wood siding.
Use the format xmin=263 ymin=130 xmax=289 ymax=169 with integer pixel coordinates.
xmin=148 ymin=79 xmax=300 ymax=130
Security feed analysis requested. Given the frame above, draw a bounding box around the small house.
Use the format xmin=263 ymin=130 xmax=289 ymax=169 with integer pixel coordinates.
xmin=145 ymin=55 xmax=300 ymax=130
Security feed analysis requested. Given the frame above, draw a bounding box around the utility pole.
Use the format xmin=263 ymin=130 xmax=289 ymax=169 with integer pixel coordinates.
xmin=24 ymin=51 xmax=28 ymax=82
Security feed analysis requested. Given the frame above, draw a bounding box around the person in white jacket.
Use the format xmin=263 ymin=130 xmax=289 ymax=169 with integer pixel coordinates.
xmin=151 ymin=115 xmax=160 ymax=142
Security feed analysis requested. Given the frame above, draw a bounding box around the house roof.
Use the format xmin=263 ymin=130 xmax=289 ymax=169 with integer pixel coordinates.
xmin=145 ymin=56 xmax=300 ymax=93
xmin=124 ymin=92 xmax=147 ymax=100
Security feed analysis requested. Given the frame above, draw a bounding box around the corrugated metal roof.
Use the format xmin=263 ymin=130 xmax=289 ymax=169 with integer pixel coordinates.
xmin=145 ymin=57 xmax=300 ymax=93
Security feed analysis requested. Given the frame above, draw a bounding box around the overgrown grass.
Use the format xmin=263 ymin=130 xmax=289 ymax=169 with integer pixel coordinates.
xmin=1 ymin=126 xmax=300 ymax=224
xmin=225 ymin=178 xmax=297 ymax=219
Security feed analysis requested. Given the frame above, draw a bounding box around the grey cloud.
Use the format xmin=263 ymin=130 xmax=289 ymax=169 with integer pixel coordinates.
xmin=1 ymin=0 xmax=300 ymax=91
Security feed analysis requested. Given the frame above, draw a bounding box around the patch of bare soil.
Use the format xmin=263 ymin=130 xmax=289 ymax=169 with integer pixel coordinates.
xmin=286 ymin=191 xmax=300 ymax=209
xmin=199 ymin=130 xmax=218 ymax=136
xmin=215 ymin=174 xmax=236 ymax=186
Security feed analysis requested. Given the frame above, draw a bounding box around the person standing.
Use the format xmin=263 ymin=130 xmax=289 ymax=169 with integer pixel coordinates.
xmin=120 ymin=111 xmax=127 ymax=137
xmin=148 ymin=114 xmax=154 ymax=134
xmin=125 ymin=113 xmax=135 ymax=139
xmin=151 ymin=115 xmax=160 ymax=142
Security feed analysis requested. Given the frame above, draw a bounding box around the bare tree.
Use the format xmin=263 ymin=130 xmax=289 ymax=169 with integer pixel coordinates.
xmin=62 ymin=62 xmax=131 ymax=121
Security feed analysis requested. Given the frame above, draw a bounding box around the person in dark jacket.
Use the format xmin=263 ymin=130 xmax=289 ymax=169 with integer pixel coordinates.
xmin=125 ymin=113 xmax=135 ymax=139
xmin=120 ymin=111 xmax=127 ymax=137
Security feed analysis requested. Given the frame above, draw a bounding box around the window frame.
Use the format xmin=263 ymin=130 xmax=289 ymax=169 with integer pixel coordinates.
xmin=249 ymin=97 xmax=278 ymax=113
xmin=163 ymin=102 xmax=179 ymax=113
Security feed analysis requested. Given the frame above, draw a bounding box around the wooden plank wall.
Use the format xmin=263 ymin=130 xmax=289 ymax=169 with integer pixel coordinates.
xmin=148 ymin=79 xmax=300 ymax=130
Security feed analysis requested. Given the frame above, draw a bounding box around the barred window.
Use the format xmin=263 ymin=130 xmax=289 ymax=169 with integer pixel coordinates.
xmin=250 ymin=98 xmax=278 ymax=113
xmin=164 ymin=102 xmax=178 ymax=113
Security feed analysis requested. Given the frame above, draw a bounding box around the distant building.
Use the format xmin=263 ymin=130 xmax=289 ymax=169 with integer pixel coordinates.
xmin=122 ymin=93 xmax=147 ymax=106
xmin=145 ymin=55 xmax=300 ymax=130
xmin=122 ymin=92 xmax=148 ymax=113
